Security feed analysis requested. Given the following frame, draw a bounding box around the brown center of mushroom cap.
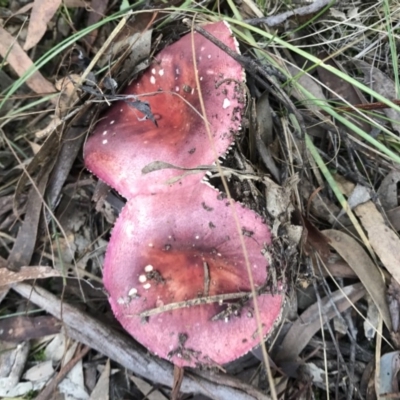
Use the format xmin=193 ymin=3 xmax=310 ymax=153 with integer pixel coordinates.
xmin=134 ymin=247 xmax=259 ymax=305
xmin=107 ymin=242 xmax=281 ymax=367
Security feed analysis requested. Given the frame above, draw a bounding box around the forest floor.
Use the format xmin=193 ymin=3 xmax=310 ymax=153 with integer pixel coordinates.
xmin=1 ymin=0 xmax=400 ymax=399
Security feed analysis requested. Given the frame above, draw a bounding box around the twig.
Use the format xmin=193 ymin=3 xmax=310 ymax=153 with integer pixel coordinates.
xmin=138 ymin=291 xmax=251 ymax=318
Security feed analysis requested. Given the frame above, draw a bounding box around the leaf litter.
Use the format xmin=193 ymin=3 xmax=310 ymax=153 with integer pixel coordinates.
xmin=1 ymin=0 xmax=400 ymax=399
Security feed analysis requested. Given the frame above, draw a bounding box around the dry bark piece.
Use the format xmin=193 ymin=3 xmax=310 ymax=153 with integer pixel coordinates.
xmin=104 ymin=183 xmax=282 ymax=367
xmin=84 ymin=21 xmax=245 ymax=199
xmin=0 ymin=316 xmax=61 ymax=341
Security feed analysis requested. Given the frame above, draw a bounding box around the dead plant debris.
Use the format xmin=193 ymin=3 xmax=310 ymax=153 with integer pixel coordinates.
xmin=1 ymin=0 xmax=400 ymax=399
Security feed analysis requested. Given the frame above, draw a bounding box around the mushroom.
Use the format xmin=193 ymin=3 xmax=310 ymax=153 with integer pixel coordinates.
xmin=103 ymin=182 xmax=283 ymax=367
xmin=85 ymin=20 xmax=283 ymax=367
xmin=84 ymin=21 xmax=245 ymax=199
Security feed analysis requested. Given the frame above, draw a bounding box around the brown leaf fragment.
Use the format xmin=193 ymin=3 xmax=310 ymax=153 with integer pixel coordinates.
xmin=63 ymin=0 xmax=87 ymax=6
xmin=11 ymin=2 xmax=34 ymax=17
xmin=320 ymin=254 xmax=357 ymax=279
xmin=252 ymin=94 xmax=280 ymax=182
xmin=84 ymin=0 xmax=109 ymax=48
xmin=378 ymin=171 xmax=400 ymax=211
xmin=14 ymin=131 xmax=59 ymax=207
xmin=301 ymin=215 xmax=331 ymax=259
xmin=317 ymin=52 xmax=366 ymax=105
xmin=388 ymin=280 xmax=400 ymax=332
xmin=323 ymin=229 xmax=391 ymax=330
xmin=89 ymin=359 xmax=110 ymax=400
xmin=287 ymin=64 xmax=327 ymax=115
xmin=0 ymin=316 xmax=61 ymax=341
xmin=355 ymin=201 xmax=400 ymax=287
xmin=54 ymin=74 xmax=80 ymax=112
xmin=0 ymin=266 xmax=60 ymax=285
xmin=316 ymin=52 xmax=371 ymax=133
xmin=300 ymin=179 xmax=348 ymax=225
xmin=45 ymin=110 xmax=92 ymax=211
xmin=352 ymin=59 xmax=400 ymax=134
xmin=130 ymin=375 xmax=168 ymax=400
xmin=0 ymin=27 xmax=55 ymax=95
xmin=275 ymin=283 xmax=366 ymax=364
xmin=24 ymin=0 xmax=62 ymax=51
xmin=7 ymin=165 xmax=54 ymax=271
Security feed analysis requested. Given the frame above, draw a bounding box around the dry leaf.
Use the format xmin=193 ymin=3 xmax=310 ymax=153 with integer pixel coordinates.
xmin=287 ymin=64 xmax=327 ymax=115
xmin=0 ymin=341 xmax=31 ymax=397
xmin=317 ymin=52 xmax=371 ymax=133
xmin=355 ymin=201 xmax=400 ymax=286
xmin=378 ymin=171 xmax=400 ymax=210
xmin=0 ymin=27 xmax=55 ymax=95
xmin=7 ymin=164 xmax=54 ymax=271
xmin=275 ymin=283 xmax=366 ymax=363
xmin=85 ymin=0 xmax=109 ymax=47
xmin=301 ymin=216 xmax=331 ymax=259
xmin=364 ymin=295 xmax=380 ymax=340
xmin=63 ymin=0 xmax=87 ymax=6
xmin=24 ymin=0 xmax=62 ymax=51
xmin=353 ymin=59 xmax=400 ymax=134
xmin=54 ymin=74 xmax=80 ymax=117
xmin=23 ymin=360 xmax=54 ymax=382
xmin=323 ymin=229 xmax=391 ymax=330
xmin=130 ymin=375 xmax=168 ymax=400
xmin=0 ymin=266 xmax=60 ymax=285
xmin=89 ymin=359 xmax=110 ymax=400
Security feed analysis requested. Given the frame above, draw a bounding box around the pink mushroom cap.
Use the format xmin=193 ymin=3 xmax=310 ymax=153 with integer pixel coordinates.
xmin=104 ymin=181 xmax=283 ymax=367
xmin=84 ymin=21 xmax=245 ymax=199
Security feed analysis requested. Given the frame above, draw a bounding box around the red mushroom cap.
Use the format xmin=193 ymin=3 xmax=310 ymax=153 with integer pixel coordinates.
xmin=84 ymin=21 xmax=245 ymax=199
xmin=103 ymin=182 xmax=283 ymax=367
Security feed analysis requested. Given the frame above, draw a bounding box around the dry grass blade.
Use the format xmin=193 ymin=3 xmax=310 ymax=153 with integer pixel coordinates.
xmin=323 ymin=229 xmax=391 ymax=330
